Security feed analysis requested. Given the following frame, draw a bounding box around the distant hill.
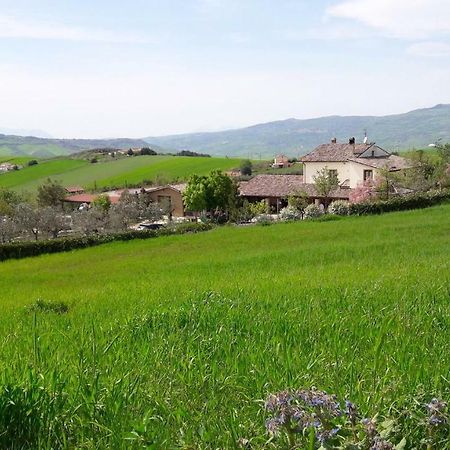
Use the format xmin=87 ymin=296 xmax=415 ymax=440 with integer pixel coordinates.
xmin=144 ymin=104 xmax=450 ymax=157
xmin=0 ymin=135 xmax=149 ymax=158
xmin=2 ymin=104 xmax=449 ymax=159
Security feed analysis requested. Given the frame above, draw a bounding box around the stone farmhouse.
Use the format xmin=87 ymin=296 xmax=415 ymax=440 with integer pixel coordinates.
xmin=63 ymin=184 xmax=186 ymax=217
xmin=301 ymin=137 xmax=411 ymax=188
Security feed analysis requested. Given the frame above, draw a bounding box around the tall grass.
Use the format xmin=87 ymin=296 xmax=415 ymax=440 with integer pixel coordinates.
xmin=0 ymin=205 xmax=449 ymax=448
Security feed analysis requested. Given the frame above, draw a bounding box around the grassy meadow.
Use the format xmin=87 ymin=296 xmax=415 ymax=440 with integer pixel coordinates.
xmin=0 ymin=155 xmax=242 ymax=192
xmin=0 ymin=205 xmax=449 ymax=448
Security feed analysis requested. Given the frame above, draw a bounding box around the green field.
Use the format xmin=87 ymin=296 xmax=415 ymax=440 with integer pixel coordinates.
xmin=0 ymin=155 xmax=242 ymax=192
xmin=0 ymin=205 xmax=449 ymax=448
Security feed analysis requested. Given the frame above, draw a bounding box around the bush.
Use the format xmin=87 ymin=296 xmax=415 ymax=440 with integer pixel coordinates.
xmin=255 ymin=214 xmax=274 ymax=226
xmin=0 ymin=223 xmax=213 ymax=262
xmin=27 ymin=160 xmax=38 ymax=166
xmin=279 ymin=206 xmax=302 ymax=221
xmin=304 ymin=204 xmax=323 ymax=219
xmin=328 ymin=200 xmax=350 ymax=216
xmin=349 ymin=190 xmax=450 ymax=216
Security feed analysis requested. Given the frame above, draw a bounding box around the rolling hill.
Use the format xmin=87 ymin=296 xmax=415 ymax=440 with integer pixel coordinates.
xmin=144 ymin=104 xmax=450 ymax=157
xmin=2 ymin=104 xmax=449 ymax=159
xmin=0 ymin=155 xmax=242 ymax=192
xmin=0 ymin=135 xmax=149 ymax=158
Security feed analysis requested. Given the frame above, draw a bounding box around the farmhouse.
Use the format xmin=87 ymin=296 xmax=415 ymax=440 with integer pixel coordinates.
xmin=301 ymin=138 xmax=411 ymax=188
xmin=239 ymin=174 xmax=349 ymax=211
xmin=0 ymin=162 xmax=20 ymax=173
xmin=272 ymin=154 xmax=290 ymax=168
xmin=63 ymin=184 xmax=186 ymax=217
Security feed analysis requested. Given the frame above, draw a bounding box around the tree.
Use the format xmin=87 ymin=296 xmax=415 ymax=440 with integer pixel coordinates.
xmin=240 ymin=159 xmax=253 ymax=176
xmin=127 ymin=149 xmax=134 ymax=156
xmin=183 ymin=171 xmax=238 ymax=217
xmin=313 ymin=167 xmax=339 ymax=208
xmin=13 ymin=203 xmax=41 ymax=240
xmin=0 ymin=188 xmax=23 ymax=216
xmin=28 ymin=159 xmax=39 ymax=166
xmin=140 ymin=147 xmax=157 ymax=156
xmin=92 ymin=194 xmax=111 ymax=212
xmin=286 ymin=190 xmax=309 ymax=219
xmin=183 ymin=174 xmax=208 ymax=213
xmin=0 ymin=216 xmax=17 ymax=243
xmin=39 ymin=207 xmax=69 ymax=239
xmin=375 ymin=168 xmax=400 ymax=200
xmin=72 ymin=208 xmax=106 ymax=235
xmin=37 ymin=179 xmax=66 ymax=207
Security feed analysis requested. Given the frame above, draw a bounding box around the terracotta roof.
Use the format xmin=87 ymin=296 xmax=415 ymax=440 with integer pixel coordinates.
xmin=239 ymin=175 xmax=350 ymax=199
xmin=63 ymin=193 xmax=120 ymax=204
xmin=301 ymin=142 xmax=412 ymax=172
xmin=301 ymin=143 xmax=375 ymax=162
xmin=63 ymin=194 xmax=97 ymax=204
xmin=239 ymin=175 xmax=305 ymax=197
xmin=348 ymin=154 xmax=413 ymax=170
xmin=65 ymin=186 xmax=85 ymax=193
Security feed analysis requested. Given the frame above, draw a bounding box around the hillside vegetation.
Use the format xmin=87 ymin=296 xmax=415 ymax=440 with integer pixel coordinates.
xmin=0 ymin=155 xmax=242 ymax=191
xmin=145 ymin=104 xmax=450 ymax=157
xmin=0 ymin=135 xmax=148 ymax=158
xmin=0 ymin=205 xmax=448 ymax=448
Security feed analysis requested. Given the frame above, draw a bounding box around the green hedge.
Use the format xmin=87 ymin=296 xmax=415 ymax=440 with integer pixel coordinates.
xmin=0 ymin=222 xmax=213 ymax=262
xmin=348 ymin=190 xmax=450 ymax=216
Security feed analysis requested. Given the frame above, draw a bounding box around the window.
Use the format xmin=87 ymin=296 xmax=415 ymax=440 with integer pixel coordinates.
xmin=328 ymin=169 xmax=338 ymax=178
xmin=363 ymin=170 xmax=373 ymax=181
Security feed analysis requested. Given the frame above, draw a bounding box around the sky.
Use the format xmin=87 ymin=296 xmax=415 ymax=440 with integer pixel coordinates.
xmin=0 ymin=0 xmax=449 ymax=138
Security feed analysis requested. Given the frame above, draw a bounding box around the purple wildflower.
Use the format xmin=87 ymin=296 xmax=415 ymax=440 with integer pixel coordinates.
xmin=371 ymin=437 xmax=394 ymax=450
xmin=345 ymin=400 xmax=359 ymax=426
xmin=316 ymin=426 xmax=340 ymax=444
xmin=426 ymin=398 xmax=447 ymax=428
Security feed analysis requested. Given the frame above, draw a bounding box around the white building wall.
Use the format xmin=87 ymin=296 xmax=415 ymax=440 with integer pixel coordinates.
xmin=303 ymin=161 xmax=350 ymax=185
xmin=304 ymin=161 xmax=381 ymax=188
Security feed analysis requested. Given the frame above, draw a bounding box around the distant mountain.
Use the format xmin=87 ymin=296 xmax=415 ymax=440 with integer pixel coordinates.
xmin=144 ymin=104 xmax=450 ymax=157
xmin=2 ymin=104 xmax=449 ymax=159
xmin=0 ymin=135 xmax=149 ymax=158
xmin=0 ymin=127 xmax=52 ymax=139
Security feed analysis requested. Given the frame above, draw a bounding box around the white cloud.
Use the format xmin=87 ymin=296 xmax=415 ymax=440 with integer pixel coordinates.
xmin=326 ymin=0 xmax=450 ymax=39
xmin=407 ymin=41 xmax=450 ymax=57
xmin=0 ymin=15 xmax=152 ymax=43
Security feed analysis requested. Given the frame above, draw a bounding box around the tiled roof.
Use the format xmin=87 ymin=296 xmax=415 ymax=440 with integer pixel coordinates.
xmin=301 ymin=143 xmax=412 ymax=171
xmin=301 ymin=143 xmax=374 ymax=162
xmin=239 ymin=175 xmax=304 ymax=197
xmin=348 ymin=154 xmax=413 ymax=170
xmin=65 ymin=186 xmax=84 ymax=193
xmin=63 ymin=194 xmax=97 ymax=203
xmin=239 ymin=175 xmax=350 ymax=199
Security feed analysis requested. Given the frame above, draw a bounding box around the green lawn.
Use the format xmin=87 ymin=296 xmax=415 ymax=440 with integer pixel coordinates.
xmin=0 ymin=205 xmax=449 ymax=448
xmin=0 ymin=155 xmax=242 ymax=192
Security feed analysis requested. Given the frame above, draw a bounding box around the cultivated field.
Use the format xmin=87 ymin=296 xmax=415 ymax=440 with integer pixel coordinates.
xmin=0 ymin=205 xmax=449 ymax=448
xmin=0 ymin=155 xmax=242 ymax=192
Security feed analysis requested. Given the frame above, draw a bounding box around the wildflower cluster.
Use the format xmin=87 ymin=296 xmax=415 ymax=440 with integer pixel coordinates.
xmin=264 ymin=388 xmax=449 ymax=449
xmin=264 ymin=388 xmax=342 ymax=446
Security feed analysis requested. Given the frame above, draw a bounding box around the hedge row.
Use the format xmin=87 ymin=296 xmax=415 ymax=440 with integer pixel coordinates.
xmin=348 ymin=189 xmax=450 ymax=216
xmin=0 ymin=222 xmax=213 ymax=262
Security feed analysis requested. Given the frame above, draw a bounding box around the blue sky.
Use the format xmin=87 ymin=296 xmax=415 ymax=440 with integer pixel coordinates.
xmin=0 ymin=0 xmax=449 ymax=138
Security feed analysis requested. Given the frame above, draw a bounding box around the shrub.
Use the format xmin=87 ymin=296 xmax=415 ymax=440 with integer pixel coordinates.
xmin=27 ymin=159 xmax=38 ymax=166
xmin=328 ymin=200 xmax=350 ymax=216
xmin=348 ymin=189 xmax=450 ymax=216
xmin=304 ymin=204 xmax=323 ymax=219
xmin=0 ymin=223 xmax=213 ymax=262
xmin=279 ymin=206 xmax=302 ymax=221
xmin=255 ymin=214 xmax=274 ymax=226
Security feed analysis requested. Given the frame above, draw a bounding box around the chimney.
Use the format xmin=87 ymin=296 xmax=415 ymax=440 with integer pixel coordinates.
xmin=349 ymin=137 xmax=355 ymax=145
xmin=331 ymin=137 xmax=337 ymax=143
